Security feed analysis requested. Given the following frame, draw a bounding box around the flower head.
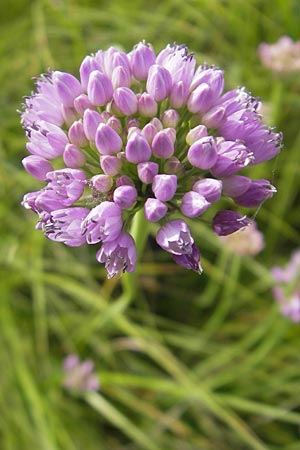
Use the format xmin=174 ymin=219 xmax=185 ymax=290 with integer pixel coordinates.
xmin=63 ymin=354 xmax=100 ymax=391
xmin=21 ymin=41 xmax=282 ymax=277
xmin=258 ymin=36 xmax=300 ymax=73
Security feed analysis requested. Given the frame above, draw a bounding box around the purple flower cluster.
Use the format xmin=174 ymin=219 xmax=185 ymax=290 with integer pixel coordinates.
xmin=272 ymin=250 xmax=300 ymax=323
xmin=63 ymin=354 xmax=99 ymax=391
xmin=21 ymin=42 xmax=282 ymax=277
xmin=258 ymin=36 xmax=300 ymax=73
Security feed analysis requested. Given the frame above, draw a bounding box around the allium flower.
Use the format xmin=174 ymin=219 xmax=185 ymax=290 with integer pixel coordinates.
xmin=63 ymin=354 xmax=100 ymax=391
xmin=96 ymin=232 xmax=137 ymax=278
xmin=21 ymin=41 xmax=282 ymax=277
xmin=271 ymin=249 xmax=300 ymax=322
xmin=41 ymin=207 xmax=89 ymax=247
xmin=258 ymin=36 xmax=300 ymax=72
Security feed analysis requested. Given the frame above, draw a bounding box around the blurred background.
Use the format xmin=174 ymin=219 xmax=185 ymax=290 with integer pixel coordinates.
xmin=1 ymin=0 xmax=300 ymax=449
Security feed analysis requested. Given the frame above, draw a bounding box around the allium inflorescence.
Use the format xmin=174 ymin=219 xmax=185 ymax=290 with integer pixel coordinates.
xmin=21 ymin=42 xmax=282 ymax=278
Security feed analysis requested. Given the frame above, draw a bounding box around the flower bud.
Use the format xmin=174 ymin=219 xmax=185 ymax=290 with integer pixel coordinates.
xmin=146 ymin=64 xmax=172 ymax=102
xmin=212 ymin=210 xmax=251 ymax=236
xmin=137 ymin=161 xmax=159 ymax=184
xmin=82 ymin=109 xmax=102 ymax=141
xmin=141 ymin=123 xmax=157 ymax=144
xmin=150 ymin=117 xmax=163 ymax=131
xmin=152 ymin=174 xmax=177 ymax=202
xmin=53 ymin=71 xmax=83 ymax=107
xmin=63 ymin=144 xmax=86 ymax=168
xmin=79 ymin=55 xmax=102 ymax=91
xmin=232 ymin=179 xmax=277 ymax=207
xmin=111 ymin=65 xmax=131 ymax=89
xmin=190 ymin=67 xmax=224 ymax=97
xmin=144 ymin=198 xmax=168 ymax=222
xmin=164 ymin=156 xmax=185 ymax=178
xmin=169 ymin=81 xmax=190 ymax=109
xmin=61 ymin=105 xmax=78 ymax=126
xmin=186 ymin=125 xmax=208 ymax=145
xmin=90 ymin=174 xmax=113 ymax=193
xmin=222 ymin=175 xmax=252 ymax=198
xmin=152 ymin=129 xmax=175 ymax=158
xmin=100 ymin=155 xmax=122 ymax=176
xmin=161 ymin=109 xmax=179 ymax=128
xmin=113 ymin=185 xmax=137 ymax=209
xmin=181 ymin=191 xmax=210 ymax=218
xmin=103 ymin=48 xmax=131 ymax=78
xmin=99 ymin=111 xmax=112 ymax=123
xmin=87 ymin=70 xmax=113 ymax=106
xmin=68 ymin=120 xmax=88 ymax=147
xmin=137 ymin=93 xmax=158 ymax=117
xmin=95 ymin=123 xmax=123 ymax=155
xmin=127 ymin=126 xmax=141 ymax=139
xmin=187 ymin=137 xmax=218 ymax=169
xmin=164 ymin=127 xmax=176 ymax=144
xmin=116 ymin=175 xmax=135 ymax=187
xmin=46 ymin=126 xmax=69 ymax=156
xmin=125 ymin=132 xmax=152 ymax=163
xmin=73 ymin=94 xmax=93 ymax=115
xmin=113 ymin=87 xmax=138 ymax=115
xmin=187 ymin=83 xmax=215 ymax=114
xmin=192 ymin=178 xmax=222 ymax=202
xmin=126 ymin=118 xmax=141 ymax=130
xmin=131 ymin=42 xmax=156 ymax=80
xmin=106 ymin=116 xmax=122 ymax=135
xmin=22 ymin=155 xmax=53 ymax=181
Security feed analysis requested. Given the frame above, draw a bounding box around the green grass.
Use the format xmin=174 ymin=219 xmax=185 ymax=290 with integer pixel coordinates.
xmin=1 ymin=0 xmax=300 ymax=449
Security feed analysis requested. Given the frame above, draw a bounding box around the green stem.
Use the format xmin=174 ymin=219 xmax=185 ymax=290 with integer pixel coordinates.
xmin=122 ymin=209 xmax=149 ymax=300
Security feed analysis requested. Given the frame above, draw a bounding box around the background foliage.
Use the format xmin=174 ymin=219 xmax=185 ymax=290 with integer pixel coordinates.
xmin=1 ymin=0 xmax=300 ymax=449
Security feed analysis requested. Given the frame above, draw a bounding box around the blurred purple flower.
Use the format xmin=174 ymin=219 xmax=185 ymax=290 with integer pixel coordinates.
xmin=272 ymin=249 xmax=300 ymax=322
xmin=63 ymin=354 xmax=100 ymax=391
xmin=218 ymin=222 xmax=265 ymax=256
xmin=258 ymin=36 xmax=300 ymax=72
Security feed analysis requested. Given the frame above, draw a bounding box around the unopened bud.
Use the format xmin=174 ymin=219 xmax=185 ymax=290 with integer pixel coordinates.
xmin=144 ymin=198 xmax=168 ymax=222
xmin=95 ymin=123 xmax=123 ymax=155
xmin=63 ymin=144 xmax=86 ymax=168
xmin=100 ymin=155 xmax=122 ymax=176
xmin=22 ymin=155 xmax=53 ymax=181
xmin=161 ymin=109 xmax=179 ymax=128
xmin=90 ymin=174 xmax=113 ymax=193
